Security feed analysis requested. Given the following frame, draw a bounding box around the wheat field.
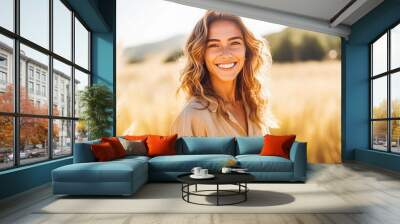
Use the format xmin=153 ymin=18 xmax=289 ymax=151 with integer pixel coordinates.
xmin=116 ymin=48 xmax=341 ymax=163
xmin=267 ymin=61 xmax=341 ymax=163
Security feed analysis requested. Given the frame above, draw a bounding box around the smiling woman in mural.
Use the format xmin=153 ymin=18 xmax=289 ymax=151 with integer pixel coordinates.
xmin=171 ymin=10 xmax=274 ymax=137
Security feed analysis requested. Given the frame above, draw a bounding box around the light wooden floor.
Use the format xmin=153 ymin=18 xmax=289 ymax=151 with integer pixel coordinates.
xmin=1 ymin=162 xmax=400 ymax=224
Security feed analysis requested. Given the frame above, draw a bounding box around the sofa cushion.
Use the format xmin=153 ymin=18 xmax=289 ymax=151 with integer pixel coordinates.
xmin=236 ymin=136 xmax=263 ymax=155
xmin=53 ymin=158 xmax=147 ymax=183
xmin=236 ymin=155 xmax=293 ymax=172
xmin=177 ymin=137 xmax=236 ymax=155
xmin=148 ymin=154 xmax=235 ymax=172
xmin=114 ymin=155 xmax=150 ymax=164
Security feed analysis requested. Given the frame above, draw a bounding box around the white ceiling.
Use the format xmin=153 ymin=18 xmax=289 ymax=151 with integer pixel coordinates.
xmin=166 ymin=0 xmax=384 ymax=38
xmin=228 ymin=0 xmax=353 ymax=23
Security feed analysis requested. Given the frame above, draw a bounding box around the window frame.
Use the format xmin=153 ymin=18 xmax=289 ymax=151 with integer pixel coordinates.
xmin=369 ymin=20 xmax=400 ymax=154
xmin=0 ymin=0 xmax=92 ymax=171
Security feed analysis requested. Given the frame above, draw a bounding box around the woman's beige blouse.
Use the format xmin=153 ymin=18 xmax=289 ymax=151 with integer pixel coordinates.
xmin=170 ymin=97 xmax=268 ymax=137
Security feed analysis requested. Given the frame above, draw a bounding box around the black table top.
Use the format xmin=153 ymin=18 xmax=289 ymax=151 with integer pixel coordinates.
xmin=177 ymin=172 xmax=255 ymax=185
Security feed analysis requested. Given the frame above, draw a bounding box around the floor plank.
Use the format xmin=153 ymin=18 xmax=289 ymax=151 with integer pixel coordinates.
xmin=1 ymin=162 xmax=400 ymax=224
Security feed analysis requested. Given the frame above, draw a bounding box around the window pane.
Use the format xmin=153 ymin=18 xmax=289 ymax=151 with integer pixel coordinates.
xmin=20 ymin=0 xmax=49 ymax=49
xmin=53 ymin=119 xmax=72 ymax=157
xmin=53 ymin=59 xmax=72 ymax=117
xmin=0 ymin=116 xmax=13 ymax=170
xmin=20 ymin=117 xmax=49 ymax=165
xmin=392 ymin=72 xmax=400 ymax=118
xmin=20 ymin=44 xmax=49 ymax=115
xmin=391 ymin=120 xmax=400 ymax=153
xmin=372 ymin=76 xmax=387 ymax=119
xmin=372 ymin=121 xmax=388 ymax=151
xmin=372 ymin=33 xmax=387 ymax=76
xmin=74 ymin=69 xmax=89 ymax=118
xmin=391 ymin=24 xmax=400 ymax=70
xmin=0 ymin=34 xmax=14 ymax=112
xmin=0 ymin=0 xmax=14 ymax=31
xmin=53 ymin=0 xmax=72 ymax=60
xmin=74 ymin=18 xmax=89 ymax=69
xmin=75 ymin=120 xmax=88 ymax=143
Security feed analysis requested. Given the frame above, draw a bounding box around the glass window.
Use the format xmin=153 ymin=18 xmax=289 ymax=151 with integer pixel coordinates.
xmin=28 ymin=81 xmax=33 ymax=93
xmin=52 ymin=119 xmax=72 ymax=157
xmin=0 ymin=54 xmax=7 ymax=67
xmin=20 ymin=44 xmax=49 ymax=115
xmin=53 ymin=59 xmax=72 ymax=117
xmin=74 ymin=18 xmax=89 ymax=70
xmin=28 ymin=67 xmax=34 ymax=80
xmin=35 ymin=70 xmax=40 ymax=80
xmin=19 ymin=117 xmax=49 ymax=165
xmin=0 ymin=116 xmax=14 ymax=170
xmin=41 ymin=85 xmax=46 ymax=96
xmin=74 ymin=69 xmax=89 ymax=118
xmin=0 ymin=0 xmax=14 ymax=31
xmin=0 ymin=0 xmax=92 ymax=169
xmin=36 ymin=84 xmax=40 ymax=95
xmin=372 ymin=121 xmax=388 ymax=151
xmin=372 ymin=33 xmax=387 ymax=76
xmin=391 ymin=24 xmax=400 ymax=70
xmin=371 ymin=26 xmax=400 ymax=153
xmin=391 ymin=120 xmax=400 ymax=153
xmin=75 ymin=120 xmax=88 ymax=143
xmin=0 ymin=34 xmax=13 ymax=113
xmin=391 ymin=72 xmax=400 ymax=118
xmin=53 ymin=0 xmax=72 ymax=60
xmin=20 ymin=0 xmax=49 ymax=49
xmin=0 ymin=71 xmax=7 ymax=83
xmin=372 ymin=76 xmax=387 ymax=119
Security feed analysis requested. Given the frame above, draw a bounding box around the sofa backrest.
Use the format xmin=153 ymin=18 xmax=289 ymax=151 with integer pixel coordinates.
xmin=235 ymin=136 xmax=264 ymax=155
xmin=74 ymin=136 xmax=300 ymax=160
xmin=73 ymin=139 xmax=100 ymax=163
xmin=176 ymin=137 xmax=236 ymax=155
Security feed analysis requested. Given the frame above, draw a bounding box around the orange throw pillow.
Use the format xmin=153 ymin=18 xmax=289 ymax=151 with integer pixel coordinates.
xmin=146 ymin=134 xmax=177 ymax=157
xmin=260 ymin=134 xmax=296 ymax=159
xmin=124 ymin=135 xmax=148 ymax=141
xmin=101 ymin=137 xmax=127 ymax=158
xmin=91 ymin=142 xmax=117 ymax=161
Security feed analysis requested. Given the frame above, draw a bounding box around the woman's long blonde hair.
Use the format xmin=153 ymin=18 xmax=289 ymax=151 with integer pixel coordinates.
xmin=178 ymin=10 xmax=272 ymax=128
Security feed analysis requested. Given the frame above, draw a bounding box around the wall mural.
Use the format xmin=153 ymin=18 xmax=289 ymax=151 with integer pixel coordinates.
xmin=116 ymin=0 xmax=341 ymax=163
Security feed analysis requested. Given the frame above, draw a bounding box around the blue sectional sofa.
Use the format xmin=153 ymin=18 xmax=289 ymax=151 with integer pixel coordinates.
xmin=52 ymin=137 xmax=307 ymax=196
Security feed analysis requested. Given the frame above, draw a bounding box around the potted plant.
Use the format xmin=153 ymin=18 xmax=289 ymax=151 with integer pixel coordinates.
xmin=79 ymin=84 xmax=113 ymax=140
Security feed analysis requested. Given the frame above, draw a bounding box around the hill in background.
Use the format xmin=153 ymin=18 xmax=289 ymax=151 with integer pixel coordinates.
xmin=265 ymin=27 xmax=341 ymax=62
xmin=122 ymin=27 xmax=341 ymax=64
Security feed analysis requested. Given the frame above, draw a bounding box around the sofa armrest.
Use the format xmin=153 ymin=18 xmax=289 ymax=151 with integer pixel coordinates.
xmin=73 ymin=140 xmax=100 ymax=163
xmin=289 ymin=141 xmax=307 ymax=181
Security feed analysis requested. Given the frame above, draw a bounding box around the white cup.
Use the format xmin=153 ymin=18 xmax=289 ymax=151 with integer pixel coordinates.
xmin=200 ymin=169 xmax=208 ymax=176
xmin=191 ymin=167 xmax=202 ymax=176
xmin=221 ymin=167 xmax=232 ymax=174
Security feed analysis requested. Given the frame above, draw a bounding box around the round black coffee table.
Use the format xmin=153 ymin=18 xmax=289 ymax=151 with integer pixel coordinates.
xmin=177 ymin=173 xmax=255 ymax=206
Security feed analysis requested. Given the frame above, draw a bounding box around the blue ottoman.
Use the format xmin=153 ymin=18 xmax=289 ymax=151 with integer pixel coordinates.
xmin=52 ymin=156 xmax=148 ymax=196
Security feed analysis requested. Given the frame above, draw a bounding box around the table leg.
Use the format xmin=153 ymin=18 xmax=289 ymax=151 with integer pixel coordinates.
xmin=181 ymin=184 xmax=183 ymax=199
xmin=245 ymin=183 xmax=247 ymax=201
xmin=217 ymin=184 xmax=219 ymax=206
xmin=195 ymin=184 xmax=197 ymax=192
xmin=187 ymin=184 xmax=190 ymax=202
